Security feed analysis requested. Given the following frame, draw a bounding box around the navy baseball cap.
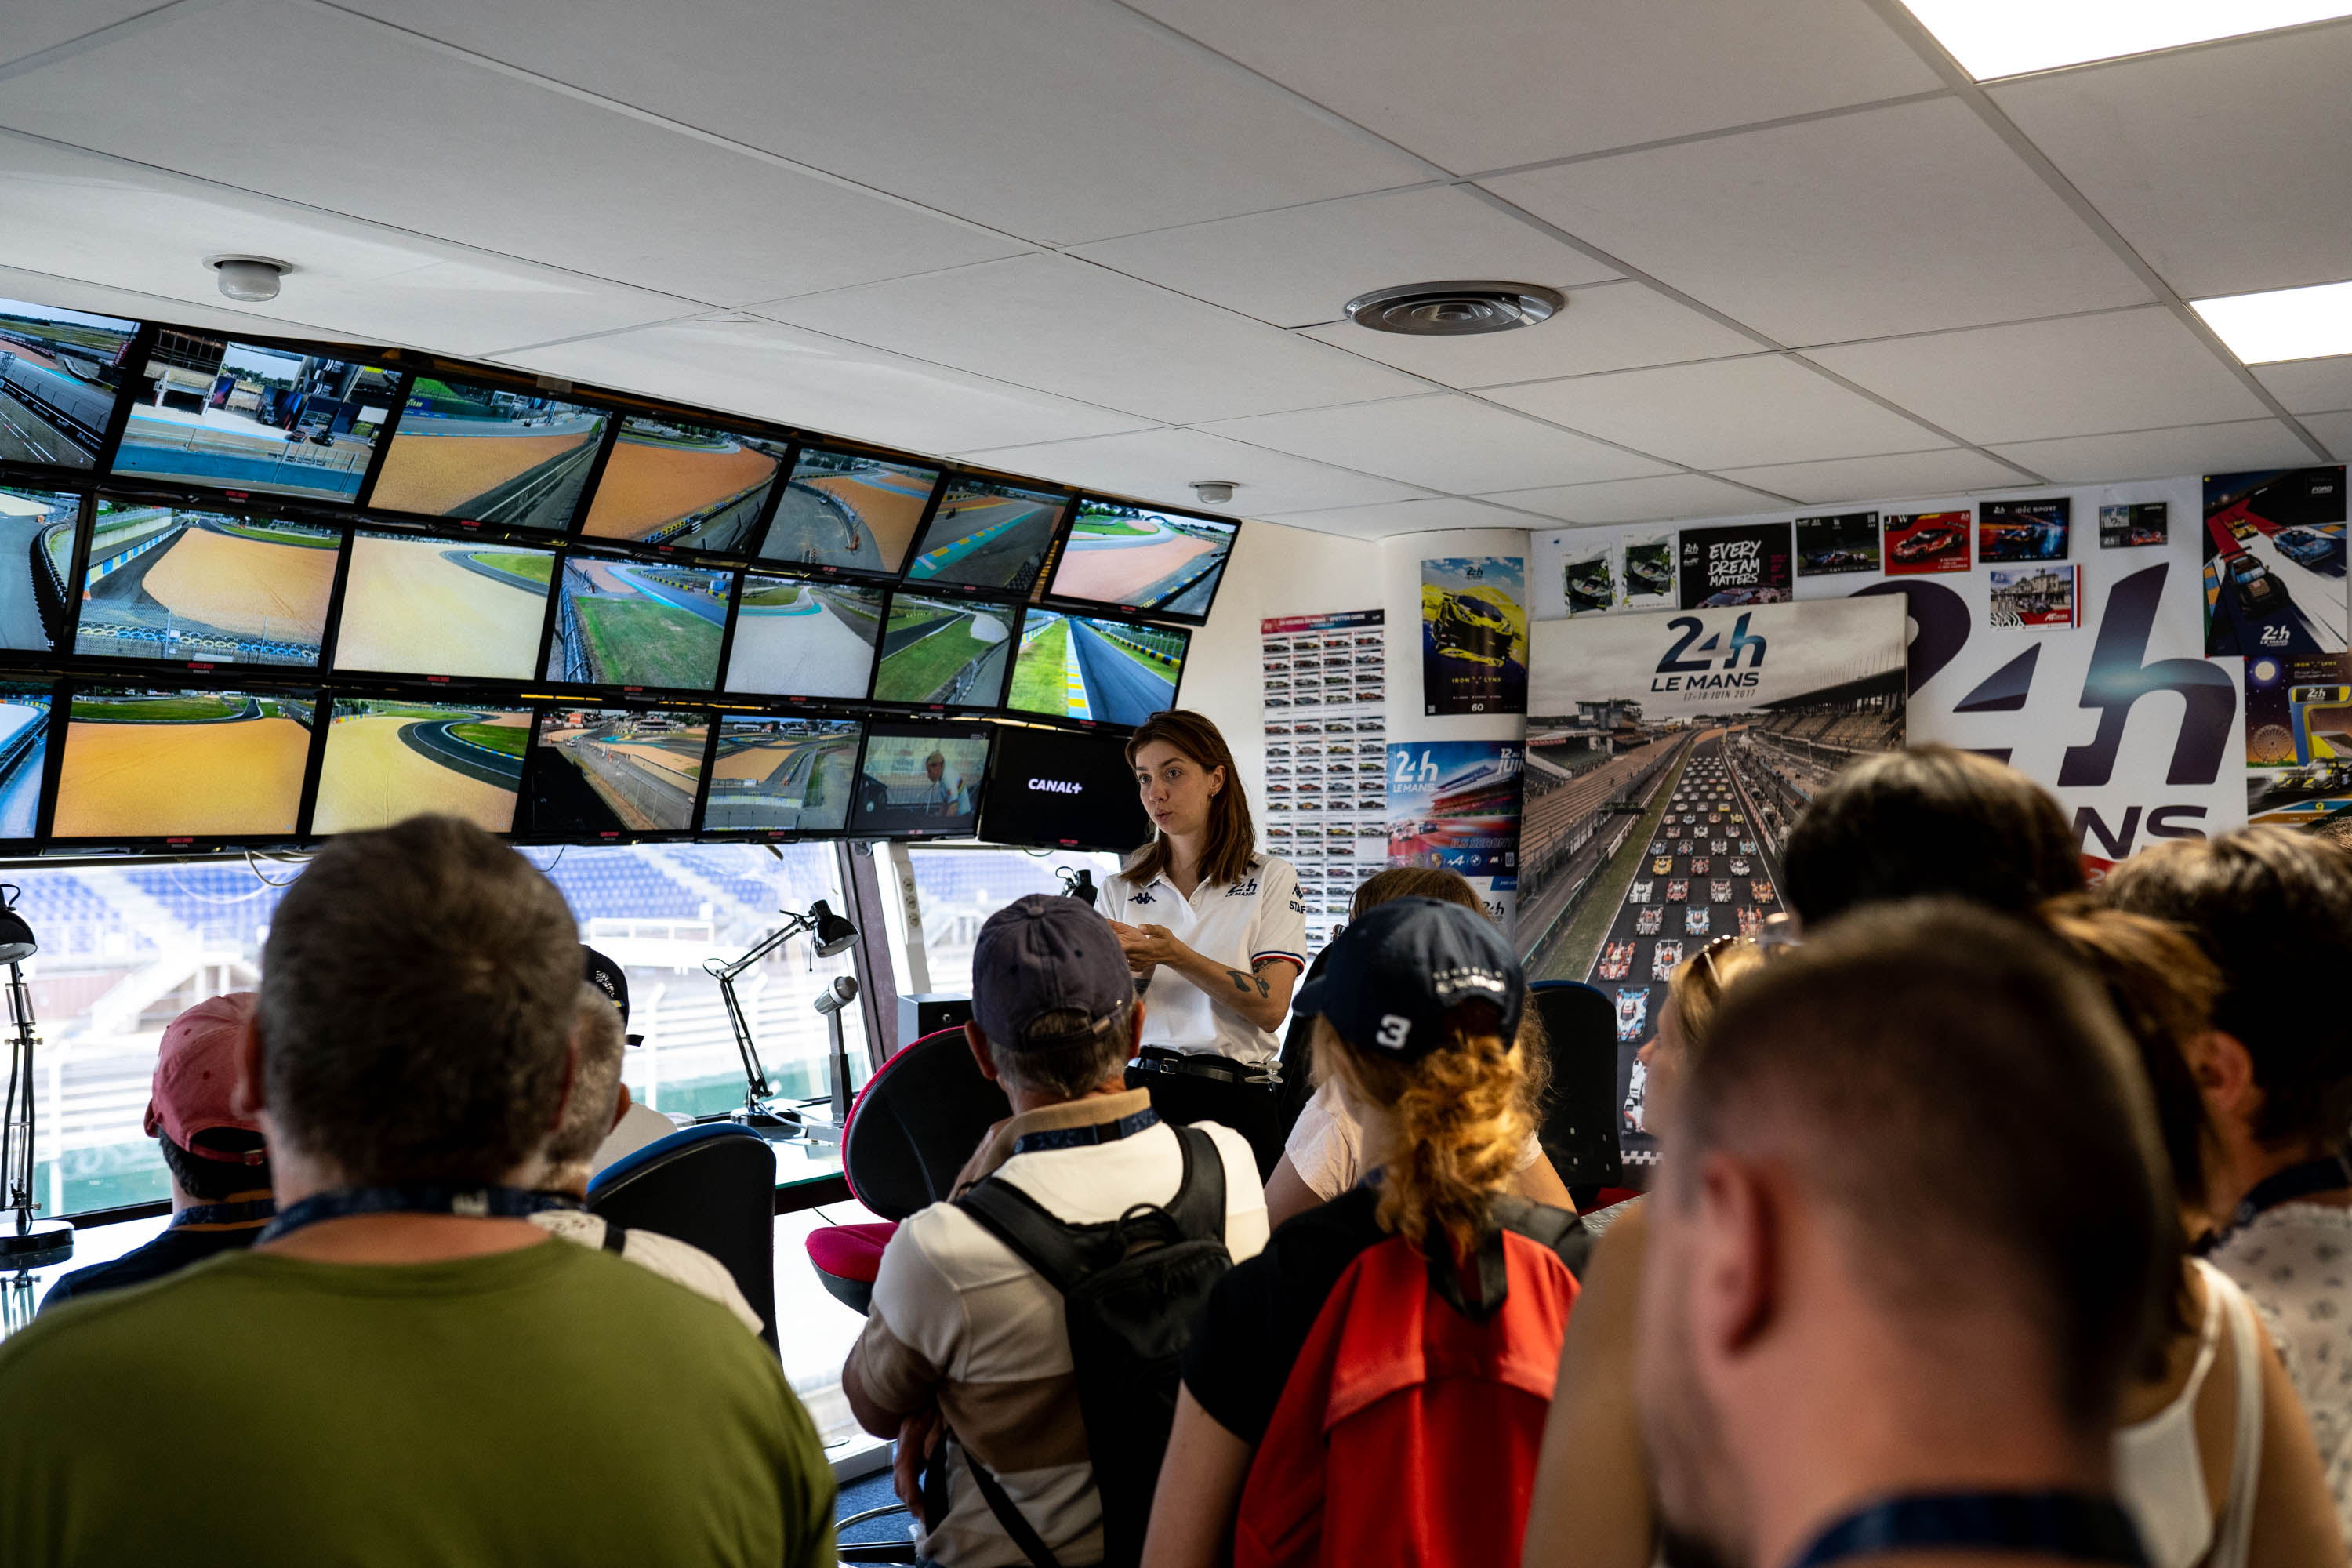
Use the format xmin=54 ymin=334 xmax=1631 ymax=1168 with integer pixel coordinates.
xmin=971 ymin=895 xmax=1135 ymax=1048
xmin=1294 ymin=896 xmax=1523 ymax=1060
xmin=582 ymin=946 xmax=642 ymax=1046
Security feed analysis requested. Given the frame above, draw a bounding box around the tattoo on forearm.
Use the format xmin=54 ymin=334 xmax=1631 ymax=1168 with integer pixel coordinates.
xmin=1225 ymin=968 xmax=1269 ymax=1000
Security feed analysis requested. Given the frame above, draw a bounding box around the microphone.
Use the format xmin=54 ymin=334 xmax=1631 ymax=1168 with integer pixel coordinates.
xmin=1060 ymin=867 xmax=1098 ymax=908
xmin=812 ymin=975 xmax=859 ymax=1016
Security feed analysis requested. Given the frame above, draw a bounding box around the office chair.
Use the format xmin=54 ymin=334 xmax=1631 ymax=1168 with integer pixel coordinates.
xmin=804 ymin=1025 xmax=1012 ymax=1315
xmin=1529 ymin=979 xmax=1624 ymax=1203
xmin=586 ymin=1123 xmax=780 ymax=1350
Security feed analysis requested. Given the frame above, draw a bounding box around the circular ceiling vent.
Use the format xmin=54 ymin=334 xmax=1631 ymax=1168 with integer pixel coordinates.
xmin=1343 ymin=280 xmax=1565 ymax=336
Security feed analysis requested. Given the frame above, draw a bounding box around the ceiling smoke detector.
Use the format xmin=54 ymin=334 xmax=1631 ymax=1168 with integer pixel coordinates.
xmin=1343 ymin=280 xmax=1565 ymax=336
xmin=1191 ymin=481 xmax=1236 ymax=505
xmin=209 ymin=255 xmax=291 ymax=303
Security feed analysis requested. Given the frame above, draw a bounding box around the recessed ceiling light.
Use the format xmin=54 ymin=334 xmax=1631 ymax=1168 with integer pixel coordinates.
xmin=207 ymin=254 xmax=292 ymax=302
xmin=2192 ymin=279 xmax=2352 ymax=365
xmin=1344 ymin=281 xmax=1565 ymax=337
xmin=1900 ymin=0 xmax=2352 ymax=79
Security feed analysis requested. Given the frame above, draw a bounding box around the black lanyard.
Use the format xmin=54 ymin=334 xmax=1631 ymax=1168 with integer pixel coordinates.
xmin=170 ymin=1196 xmax=277 ymax=1230
xmin=2193 ymin=1154 xmax=2352 ymax=1258
xmin=1788 ymin=1492 xmax=2146 ymax=1568
xmin=1012 ymin=1107 xmax=1159 ymax=1155
xmin=257 ymin=1183 xmax=577 ymax=1245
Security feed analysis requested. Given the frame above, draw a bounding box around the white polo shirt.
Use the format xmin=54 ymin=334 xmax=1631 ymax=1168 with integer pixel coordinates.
xmin=1100 ymin=852 xmax=1307 ymax=1067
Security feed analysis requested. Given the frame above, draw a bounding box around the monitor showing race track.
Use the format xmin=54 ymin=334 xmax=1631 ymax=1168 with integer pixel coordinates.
xmin=313 ymin=699 xmax=528 ymax=836
xmin=0 ymin=681 xmax=52 ymax=840
xmin=1007 ymin=608 xmax=1186 ymax=729
xmin=73 ymin=503 xmax=341 ymax=668
xmin=114 ymin=335 xmax=398 ymax=505
xmin=0 ymin=298 xmax=138 ymax=474
xmin=979 ymin=724 xmax=1149 ymax=853
xmin=871 ymin=591 xmax=1016 ymax=709
xmin=756 ymin=448 xmax=940 ymax=578
xmin=543 ymin=554 xmax=729 ymax=693
xmin=367 ymin=376 xmax=608 ymax=531
xmin=53 ymin=686 xmax=313 ymax=840
xmin=851 ymin=721 xmax=990 ymax=839
xmin=722 ymin=574 xmax=884 ymax=702
xmin=521 ymin=706 xmax=709 ymax=837
xmin=1044 ymin=499 xmax=1236 ymax=622
xmin=579 ymin=415 xmax=790 ymax=553
xmin=332 ymin=530 xmax=557 ymax=681
xmin=701 ymin=715 xmax=862 ymax=835
xmin=0 ymin=485 xmax=81 ymax=653
xmin=902 ymin=477 xmax=1067 ymax=595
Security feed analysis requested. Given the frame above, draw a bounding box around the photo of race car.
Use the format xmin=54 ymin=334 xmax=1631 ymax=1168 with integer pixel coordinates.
xmin=1730 ymin=856 xmax=1751 ymax=875
xmin=1666 ymin=879 xmax=1689 ymax=902
xmin=1636 ymin=905 xmax=1664 ymax=935
xmin=1429 ymin=589 xmax=1515 ymax=668
xmin=1737 ymin=906 xmax=1763 ymax=937
xmin=1893 ymin=526 xmax=1960 ymax=561
xmin=1752 ymin=880 xmax=1776 ymax=904
xmin=1650 ymin=840 xmax=1666 ymax=855
xmin=1676 ymin=840 xmax=1692 ymax=855
xmin=1691 ymin=857 xmax=1709 ymax=873
xmin=1740 ymin=839 xmax=1758 ymax=854
xmin=1685 ymin=906 xmax=1711 ymax=936
xmin=1653 ymin=855 xmax=1674 ymax=874
xmin=1711 ymin=880 xmax=1733 ymax=902
xmin=1617 ymin=988 xmax=1650 ymax=1042
xmin=2277 ymin=528 xmax=2347 ymax=578
xmin=1599 ymin=941 xmax=1635 ymax=981
xmin=1652 ymin=939 xmax=1682 ymax=980
xmin=2220 ymin=550 xmax=2290 ymax=619
xmin=1712 ymin=839 xmax=1728 ymax=854
xmin=1629 ymin=880 xmax=1653 ymax=903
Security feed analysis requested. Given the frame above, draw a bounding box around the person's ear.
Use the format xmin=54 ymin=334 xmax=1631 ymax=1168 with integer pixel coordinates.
xmin=964 ymin=1022 xmax=1002 ymax=1085
xmin=1690 ymin=1151 xmax=1780 ymax=1367
xmin=1207 ymin=764 xmax=1226 ymax=799
xmin=2190 ymin=1030 xmax=2261 ymax=1128
xmin=230 ymin=1013 xmax=268 ymax=1119
xmin=609 ymin=1081 xmax=633 ymax=1134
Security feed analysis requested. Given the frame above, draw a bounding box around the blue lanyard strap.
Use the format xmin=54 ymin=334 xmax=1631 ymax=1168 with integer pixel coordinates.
xmin=1789 ymin=1492 xmax=2146 ymax=1568
xmin=2193 ymin=1154 xmax=2352 ymax=1257
xmin=171 ymin=1196 xmax=278 ymax=1229
xmin=258 ymin=1183 xmax=577 ymax=1244
xmin=1013 ymin=1108 xmax=1160 ymax=1155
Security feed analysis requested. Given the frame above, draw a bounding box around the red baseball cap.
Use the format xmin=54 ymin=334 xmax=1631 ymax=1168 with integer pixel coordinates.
xmin=144 ymin=992 xmax=266 ymax=1164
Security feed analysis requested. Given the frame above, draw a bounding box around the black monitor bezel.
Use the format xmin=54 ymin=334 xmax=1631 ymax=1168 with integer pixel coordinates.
xmin=977 ymin=721 xmax=1149 ymax=854
xmin=696 ymin=712 xmax=867 ymax=840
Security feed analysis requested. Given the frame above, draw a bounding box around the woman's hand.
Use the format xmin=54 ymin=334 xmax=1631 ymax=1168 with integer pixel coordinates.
xmin=1114 ymin=921 xmax=1188 ymax=971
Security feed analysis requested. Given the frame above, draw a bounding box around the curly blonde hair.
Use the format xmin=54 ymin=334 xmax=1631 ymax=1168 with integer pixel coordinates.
xmin=1313 ymin=1002 xmax=1534 ymax=1258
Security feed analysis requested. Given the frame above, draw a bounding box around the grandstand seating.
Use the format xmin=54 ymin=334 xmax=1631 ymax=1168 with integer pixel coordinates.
xmin=539 ymin=855 xmax=704 ymax=922
xmin=18 ymin=874 xmax=158 ymax=957
xmin=126 ymin=866 xmax=289 ymax=949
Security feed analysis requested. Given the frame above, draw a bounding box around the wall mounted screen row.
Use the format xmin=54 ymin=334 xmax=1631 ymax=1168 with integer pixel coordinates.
xmin=0 ymin=485 xmax=1189 ymax=728
xmin=0 ymin=297 xmax=1240 ymax=623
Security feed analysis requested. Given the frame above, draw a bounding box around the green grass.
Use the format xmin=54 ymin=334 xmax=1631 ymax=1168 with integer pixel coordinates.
xmin=1073 ymin=517 xmax=1156 ymax=537
xmin=72 ymin=694 xmax=246 ymax=722
xmin=472 ymin=552 xmax=554 ymax=584
xmin=451 ymin=722 xmax=529 ymax=757
xmin=217 ymin=520 xmax=337 ymax=548
xmin=575 ymin=598 xmax=722 ymax=688
xmin=0 ymin=318 xmax=128 ymax=354
xmin=1009 ymin=616 xmax=1071 ymax=713
xmin=347 ymin=701 xmax=466 ymax=720
xmin=739 ymin=581 xmax=808 ymax=608
xmin=877 ymin=615 xmax=988 ymax=702
xmin=1096 ymin=627 xmax=1180 ymax=684
xmin=823 ymin=591 xmax=883 ymax=632
xmin=887 ymin=603 xmax=949 ymax=633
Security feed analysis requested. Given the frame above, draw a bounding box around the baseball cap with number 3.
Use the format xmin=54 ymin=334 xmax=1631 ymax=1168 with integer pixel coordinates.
xmin=1291 ymin=896 xmax=1523 ymax=1060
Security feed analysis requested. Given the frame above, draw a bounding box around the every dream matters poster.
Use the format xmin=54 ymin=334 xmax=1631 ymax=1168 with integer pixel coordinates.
xmin=1421 ymin=556 xmax=1527 ymax=716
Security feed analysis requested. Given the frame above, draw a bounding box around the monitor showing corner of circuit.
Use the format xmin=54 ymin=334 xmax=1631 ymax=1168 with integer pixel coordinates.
xmin=314 ymin=699 xmax=528 ymax=836
xmin=702 ymin=715 xmax=862 ymax=834
xmin=724 ymin=574 xmax=883 ymax=701
xmin=1008 ymin=608 xmax=1185 ymax=729
xmin=367 ymin=376 xmax=608 ymax=531
xmin=980 ymin=724 xmax=1148 ymax=853
xmin=113 ymin=332 xmax=398 ymax=505
xmin=579 ymin=415 xmax=791 ymax=554
xmin=74 ymin=502 xmax=342 ymax=668
xmin=902 ymin=477 xmax=1068 ymax=594
xmin=871 ymin=592 xmax=1016 ymax=709
xmin=0 ymin=681 xmax=55 ymax=840
xmin=0 ymin=484 xmax=82 ymax=655
xmin=852 ymin=723 xmax=989 ymax=839
xmin=1046 ymin=499 xmax=1236 ymax=622
xmin=0 ymin=298 xmax=139 ymax=472
xmin=544 ymin=554 xmax=728 ymax=692
xmin=53 ymin=686 xmax=312 ymax=841
xmin=523 ymin=706 xmax=708 ymax=837
xmin=333 ymin=529 xmax=556 ymax=681
xmin=757 ymin=448 xmax=940 ymax=578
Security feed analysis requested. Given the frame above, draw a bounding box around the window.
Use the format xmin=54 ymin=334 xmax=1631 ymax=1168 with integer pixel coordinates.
xmin=5 ymin=841 xmax=864 ymax=1219
xmin=905 ymin=845 xmax=1126 ymax=997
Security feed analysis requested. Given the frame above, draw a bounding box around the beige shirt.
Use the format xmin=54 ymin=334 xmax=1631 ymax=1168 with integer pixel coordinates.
xmin=853 ymin=1091 xmax=1269 ymax=1568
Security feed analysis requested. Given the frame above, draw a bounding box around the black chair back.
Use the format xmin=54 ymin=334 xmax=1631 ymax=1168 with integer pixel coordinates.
xmin=841 ymin=1026 xmax=1012 ymax=1221
xmin=1530 ymin=980 xmax=1624 ymax=1189
xmin=587 ymin=1124 xmax=780 ymax=1350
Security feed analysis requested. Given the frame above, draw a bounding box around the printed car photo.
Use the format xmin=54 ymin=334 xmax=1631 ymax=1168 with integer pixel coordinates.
xmin=1629 ymin=880 xmax=1653 ymax=904
xmin=1653 ymin=855 xmax=1674 ymax=875
xmin=1729 ymin=856 xmax=1751 ymax=876
xmin=2220 ymin=551 xmax=2289 ymax=619
xmin=1666 ymin=879 xmax=1689 ymax=902
xmin=1429 ymin=590 xmax=1515 ymax=669
xmin=1685 ymin=905 xmax=1711 ymax=936
xmin=1599 ymin=941 xmax=1635 ymax=981
xmin=1636 ymin=905 xmax=1664 ymax=935
xmin=1737 ymin=906 xmax=1762 ymax=937
xmin=1711 ymin=880 xmax=1733 ymax=903
xmin=2277 ymin=528 xmax=2347 ymax=578
xmin=1690 ymin=857 xmax=1709 ymax=874
xmin=1751 ymin=880 xmax=1776 ymax=904
xmin=1616 ymin=987 xmax=1650 ymax=1043
xmin=1652 ymin=939 xmax=1682 ymax=980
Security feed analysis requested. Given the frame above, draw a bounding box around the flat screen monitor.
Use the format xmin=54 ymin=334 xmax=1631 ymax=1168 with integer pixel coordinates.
xmin=313 ymin=699 xmax=528 ymax=836
xmin=756 ymin=448 xmax=940 ymax=578
xmin=872 ymin=592 xmax=1017 ymax=709
xmin=333 ymin=530 xmax=556 ymax=681
xmin=1045 ymin=499 xmax=1237 ymax=622
xmin=545 ymin=554 xmax=728 ymax=691
xmin=902 ymin=477 xmax=1068 ymax=594
xmin=1007 ymin=609 xmax=1186 ymax=729
xmin=366 ymin=376 xmax=608 ymax=530
xmin=523 ymin=706 xmax=709 ymax=836
xmin=701 ymin=716 xmax=862 ymax=835
xmin=74 ymin=503 xmax=340 ymax=668
xmin=0 ymin=298 xmax=138 ymax=472
xmin=0 ymin=681 xmax=54 ymax=840
xmin=722 ymin=574 xmax=883 ymax=701
xmin=980 ymin=725 xmax=1149 ymax=853
xmin=114 ymin=334 xmax=397 ymax=504
xmin=53 ymin=686 xmax=312 ymax=841
xmin=579 ymin=416 xmax=791 ymax=552
xmin=0 ymin=485 xmax=80 ymax=652
xmin=852 ymin=722 xmax=990 ymax=840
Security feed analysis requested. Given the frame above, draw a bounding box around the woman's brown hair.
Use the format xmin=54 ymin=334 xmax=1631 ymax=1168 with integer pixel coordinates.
xmin=1120 ymin=709 xmax=1257 ymax=890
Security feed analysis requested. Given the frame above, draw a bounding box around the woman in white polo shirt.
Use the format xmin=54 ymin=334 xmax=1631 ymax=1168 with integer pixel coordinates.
xmin=1101 ymin=710 xmax=1305 ymax=1072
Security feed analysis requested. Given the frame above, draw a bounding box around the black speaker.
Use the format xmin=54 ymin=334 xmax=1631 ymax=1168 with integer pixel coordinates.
xmin=898 ymin=993 xmax=974 ymax=1045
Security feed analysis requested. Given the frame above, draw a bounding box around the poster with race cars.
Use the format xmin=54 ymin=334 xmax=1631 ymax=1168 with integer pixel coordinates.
xmin=1563 ymin=544 xmax=1616 ymax=615
xmin=1884 ymin=510 xmax=1972 ymax=575
xmin=1260 ymin=609 xmax=1387 ymax=952
xmin=1989 ymin=564 xmax=2079 ymax=629
xmin=1421 ymin=556 xmax=1528 ymax=716
xmin=1676 ymin=521 xmax=1791 ymax=608
xmin=1385 ymin=740 xmax=1523 ymax=878
xmin=2201 ymin=466 xmax=2347 ymax=659
xmin=1795 ymin=510 xmax=1879 ymax=576
xmin=2101 ymin=502 xmax=2169 ymax=550
xmin=1981 ymin=498 xmax=2071 ymax=563
xmin=1623 ymin=534 xmax=1675 ymax=607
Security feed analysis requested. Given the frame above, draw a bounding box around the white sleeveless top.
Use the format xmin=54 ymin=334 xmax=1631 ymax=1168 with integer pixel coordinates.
xmin=2114 ymin=1261 xmax=2264 ymax=1568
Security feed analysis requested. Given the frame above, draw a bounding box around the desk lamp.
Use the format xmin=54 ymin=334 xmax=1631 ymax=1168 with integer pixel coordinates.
xmin=705 ymin=899 xmax=859 ymax=1126
xmin=0 ymin=887 xmax=71 ymax=1270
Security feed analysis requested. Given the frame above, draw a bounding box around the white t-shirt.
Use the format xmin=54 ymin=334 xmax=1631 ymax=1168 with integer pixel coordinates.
xmin=1283 ymin=1079 xmax=1543 ymax=1202
xmin=528 ymin=1209 xmax=767 ymax=1336
xmin=589 ymin=1101 xmax=684 ymax=1176
xmin=1099 ymin=853 xmax=1307 ymax=1067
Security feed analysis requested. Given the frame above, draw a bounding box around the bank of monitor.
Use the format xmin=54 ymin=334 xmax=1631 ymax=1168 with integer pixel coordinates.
xmin=521 ymin=706 xmax=711 ymax=838
xmin=756 ymin=447 xmax=941 ymax=579
xmin=701 ymin=715 xmax=862 ymax=835
xmin=73 ymin=501 xmax=342 ymax=669
xmin=366 ymin=376 xmax=609 ymax=531
xmin=579 ymin=415 xmax=792 ymax=554
xmin=113 ymin=332 xmax=399 ymax=505
xmin=902 ymin=477 xmax=1068 ymax=595
xmin=871 ymin=592 xmax=1017 ymax=710
xmin=52 ymin=685 xmax=312 ymax=843
xmin=1044 ymin=498 xmax=1237 ymax=624
xmin=1007 ymin=608 xmax=1188 ymax=730
xmin=0 ymin=299 xmax=139 ymax=474
xmin=852 ymin=720 xmax=991 ymax=839
xmin=723 ymin=575 xmax=884 ymax=701
xmin=979 ymin=724 xmax=1149 ymax=853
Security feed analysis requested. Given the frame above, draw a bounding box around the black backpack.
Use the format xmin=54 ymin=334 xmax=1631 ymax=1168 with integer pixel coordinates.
xmin=946 ymin=1123 xmax=1231 ymax=1568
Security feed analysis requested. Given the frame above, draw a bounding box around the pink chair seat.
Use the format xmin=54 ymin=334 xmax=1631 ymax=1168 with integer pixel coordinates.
xmin=806 ymin=1221 xmax=897 ymax=1313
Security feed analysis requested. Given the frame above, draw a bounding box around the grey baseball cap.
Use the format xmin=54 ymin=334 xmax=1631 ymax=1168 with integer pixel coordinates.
xmin=971 ymin=894 xmax=1134 ymax=1047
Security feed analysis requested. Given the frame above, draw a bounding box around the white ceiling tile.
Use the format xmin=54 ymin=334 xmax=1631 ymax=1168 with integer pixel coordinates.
xmin=0 ymin=132 xmax=695 ymax=355
xmin=1125 ymin=0 xmax=1940 ymax=172
xmin=1255 ymin=496 xmax=1540 ymax=539
xmin=756 ymin=254 xmax=1422 ymax=426
xmin=500 ymin=317 xmax=1153 ymax=458
xmin=1990 ymin=24 xmax=2352 ymax=299
xmin=2255 ymin=356 xmax=2352 ymax=416
xmin=339 ymin=0 xmax=1428 ymax=245
xmin=1715 ymin=448 xmax=2028 ymax=506
xmin=1486 ymin=97 xmax=2151 ymax=344
xmin=1985 ymin=420 xmax=2321 ymax=487
xmin=1197 ymin=394 xmax=1674 ymax=494
xmin=1809 ymin=308 xmax=2269 ymax=445
xmin=952 ymin=428 xmax=1425 ymax=517
xmin=1480 ymin=474 xmax=1784 ymax=527
xmin=2299 ymin=412 xmax=2352 ymax=464
xmin=0 ymin=2 xmax=158 ymax=67
xmin=1482 ymin=355 xmax=1940 ymax=469
xmin=1300 ymin=281 xmax=1761 ymax=387
xmin=0 ymin=0 xmax=1029 ymax=309
xmin=1068 ymin=186 xmax=1616 ymax=330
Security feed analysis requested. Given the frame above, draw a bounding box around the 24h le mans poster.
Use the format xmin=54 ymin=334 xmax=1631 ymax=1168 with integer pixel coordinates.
xmin=1421 ymin=556 xmax=1527 ymax=716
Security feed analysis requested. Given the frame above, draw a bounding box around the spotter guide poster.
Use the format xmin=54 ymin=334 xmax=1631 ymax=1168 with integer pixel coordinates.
xmin=1261 ymin=609 xmax=1387 ymax=950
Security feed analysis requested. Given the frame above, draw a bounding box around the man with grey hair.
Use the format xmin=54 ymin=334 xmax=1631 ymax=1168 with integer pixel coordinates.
xmin=528 ymin=982 xmax=764 ymax=1335
xmin=0 ymin=815 xmax=835 ymax=1566
xmin=843 ymin=893 xmax=1269 ymax=1567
